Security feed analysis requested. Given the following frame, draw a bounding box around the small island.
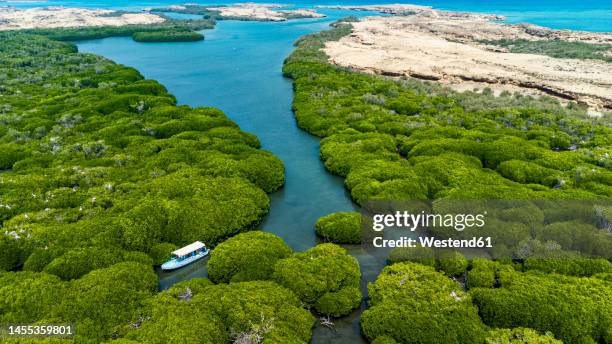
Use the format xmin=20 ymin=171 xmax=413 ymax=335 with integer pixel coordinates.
xmin=132 ymin=29 xmax=204 ymax=42
xmin=151 ymin=3 xmax=326 ymax=22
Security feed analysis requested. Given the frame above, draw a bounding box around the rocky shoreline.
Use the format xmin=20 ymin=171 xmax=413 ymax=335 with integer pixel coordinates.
xmin=322 ymin=5 xmax=612 ymax=112
xmin=0 ymin=6 xmax=165 ymax=30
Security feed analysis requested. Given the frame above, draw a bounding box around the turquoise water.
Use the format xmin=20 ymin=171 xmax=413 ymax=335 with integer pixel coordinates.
xmin=7 ymin=0 xmax=612 ymax=31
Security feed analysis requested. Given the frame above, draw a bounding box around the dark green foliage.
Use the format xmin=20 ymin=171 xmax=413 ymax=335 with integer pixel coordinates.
xmin=43 ymin=247 xmax=122 ymax=280
xmin=361 ymin=262 xmax=487 ymax=344
xmin=470 ymin=269 xmax=612 ymax=343
xmin=148 ymin=242 xmax=178 ymax=265
xmin=166 ymin=277 xmax=214 ymax=294
xmin=315 ymin=211 xmax=362 ymax=244
xmin=132 ymin=30 xmax=204 ymax=42
xmin=207 ymin=231 xmax=292 ymax=283
xmin=523 ymin=257 xmax=612 ymax=277
xmin=486 ymin=328 xmax=563 ymax=344
xmin=314 ymin=286 xmax=362 ymax=318
xmin=436 ymin=250 xmax=468 ymax=276
xmin=534 ymin=220 xmax=612 ymax=258
xmin=484 ymin=39 xmax=612 ymax=62
xmin=58 ymin=262 xmax=157 ymax=341
xmin=0 ymin=262 xmax=157 ymax=342
xmin=273 ymin=243 xmax=362 ymax=317
xmin=0 ymin=271 xmax=65 ymax=323
xmin=467 ymin=259 xmax=501 ymax=289
xmin=21 ymin=17 xmax=214 ymax=42
xmin=372 ymin=337 xmax=400 ymax=344
xmin=0 ymin=144 xmax=28 ymax=170
xmin=122 ymin=280 xmax=315 ymax=343
xmin=0 ymin=236 xmax=21 ymax=270
xmin=387 ymin=246 xmax=436 ymax=266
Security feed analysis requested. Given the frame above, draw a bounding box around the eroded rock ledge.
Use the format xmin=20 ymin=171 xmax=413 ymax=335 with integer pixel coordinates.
xmin=322 ymin=5 xmax=612 ymax=111
xmin=0 ymin=7 xmax=165 ymax=30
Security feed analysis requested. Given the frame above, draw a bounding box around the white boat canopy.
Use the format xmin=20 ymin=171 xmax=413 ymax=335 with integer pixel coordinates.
xmin=172 ymin=241 xmax=206 ymax=257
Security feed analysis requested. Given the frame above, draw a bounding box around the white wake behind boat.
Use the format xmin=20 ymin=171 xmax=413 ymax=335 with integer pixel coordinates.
xmin=161 ymin=241 xmax=210 ymax=271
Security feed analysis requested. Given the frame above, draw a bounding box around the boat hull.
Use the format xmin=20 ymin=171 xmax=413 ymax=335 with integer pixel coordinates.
xmin=161 ymin=249 xmax=210 ymax=271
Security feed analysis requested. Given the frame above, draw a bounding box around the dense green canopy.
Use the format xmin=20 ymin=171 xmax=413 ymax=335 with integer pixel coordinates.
xmin=20 ymin=16 xmax=214 ymax=42
xmin=486 ymin=328 xmax=563 ymax=344
xmin=361 ymin=262 xmax=487 ymax=344
xmin=0 ymin=32 xmax=284 ymax=277
xmin=273 ymin=243 xmax=362 ymax=317
xmin=207 ymin=231 xmax=292 ymax=283
xmin=284 ymin=25 xmax=612 ymax=344
xmin=315 ymin=211 xmax=362 ymax=244
xmin=122 ymin=279 xmax=315 ymax=344
xmin=0 ymin=262 xmax=157 ymax=342
xmin=470 ymin=268 xmax=612 ymax=343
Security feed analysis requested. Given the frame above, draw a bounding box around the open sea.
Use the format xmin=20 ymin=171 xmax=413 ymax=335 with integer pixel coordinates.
xmin=5 ymin=0 xmax=612 ymax=32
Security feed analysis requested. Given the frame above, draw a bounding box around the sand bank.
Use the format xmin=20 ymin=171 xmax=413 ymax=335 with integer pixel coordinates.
xmin=206 ymin=3 xmax=325 ymax=21
xmin=0 ymin=6 xmax=165 ymax=30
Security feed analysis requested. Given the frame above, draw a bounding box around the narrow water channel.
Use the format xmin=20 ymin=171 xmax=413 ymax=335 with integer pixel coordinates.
xmin=77 ymin=12 xmax=386 ymax=343
xmin=78 ymin=14 xmax=357 ymax=250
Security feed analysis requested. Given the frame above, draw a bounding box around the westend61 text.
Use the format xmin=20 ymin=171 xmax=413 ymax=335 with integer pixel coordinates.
xmin=372 ymin=236 xmax=493 ymax=248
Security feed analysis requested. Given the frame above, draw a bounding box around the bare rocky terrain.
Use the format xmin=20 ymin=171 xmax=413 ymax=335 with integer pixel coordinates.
xmin=322 ymin=5 xmax=612 ymax=111
xmin=0 ymin=6 xmax=165 ymax=30
xmin=205 ymin=3 xmax=325 ymax=21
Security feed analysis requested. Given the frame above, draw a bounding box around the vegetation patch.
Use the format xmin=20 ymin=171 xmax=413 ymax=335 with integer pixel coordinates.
xmin=284 ymin=20 xmax=611 ymax=205
xmin=19 ymin=17 xmax=214 ymax=42
xmin=484 ymin=39 xmax=612 ymax=62
xmin=315 ymin=211 xmax=362 ymax=244
xmin=361 ymin=262 xmax=487 ymax=344
xmin=207 ymin=231 xmax=292 ymax=283
xmin=286 ymin=19 xmax=612 ymax=344
xmin=122 ymin=279 xmax=315 ymax=343
xmin=486 ymin=327 xmax=562 ymax=344
xmin=273 ymin=243 xmax=362 ymax=317
xmin=132 ymin=29 xmax=204 ymax=42
xmin=470 ymin=268 xmax=612 ymax=343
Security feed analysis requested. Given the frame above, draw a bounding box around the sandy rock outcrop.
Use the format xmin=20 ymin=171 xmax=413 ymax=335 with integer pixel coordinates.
xmin=206 ymin=3 xmax=325 ymax=21
xmin=323 ymin=10 xmax=612 ymax=110
xmin=0 ymin=6 xmax=165 ymax=30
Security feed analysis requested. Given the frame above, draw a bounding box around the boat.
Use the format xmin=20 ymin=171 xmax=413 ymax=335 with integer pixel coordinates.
xmin=161 ymin=241 xmax=210 ymax=271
